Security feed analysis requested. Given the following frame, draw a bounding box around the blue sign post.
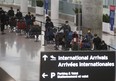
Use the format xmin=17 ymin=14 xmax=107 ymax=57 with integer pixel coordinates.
xmin=44 ymin=0 xmax=48 ymax=15
xmin=110 ymin=5 xmax=115 ymax=31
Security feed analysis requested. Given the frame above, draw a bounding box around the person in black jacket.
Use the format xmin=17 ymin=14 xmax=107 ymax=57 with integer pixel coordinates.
xmin=45 ymin=19 xmax=54 ymax=31
xmin=15 ymin=9 xmax=22 ymax=20
xmin=46 ymin=16 xmax=51 ymax=22
xmin=45 ymin=19 xmax=54 ymax=42
xmin=8 ymin=7 xmax=14 ymax=18
xmin=24 ymin=12 xmax=32 ymax=37
xmin=1 ymin=11 xmax=6 ymax=34
xmin=59 ymin=21 xmax=71 ymax=50
xmin=59 ymin=21 xmax=71 ymax=34
xmin=25 ymin=12 xmax=31 ymax=26
xmin=4 ymin=12 xmax=9 ymax=29
xmin=0 ymin=7 xmax=4 ymax=21
xmin=100 ymin=41 xmax=107 ymax=50
xmin=93 ymin=34 xmax=101 ymax=50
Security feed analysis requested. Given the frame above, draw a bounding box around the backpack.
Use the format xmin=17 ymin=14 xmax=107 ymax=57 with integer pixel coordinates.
xmin=72 ymin=37 xmax=78 ymax=45
xmin=67 ymin=31 xmax=73 ymax=41
xmin=17 ymin=21 xmax=26 ymax=29
xmin=83 ymin=42 xmax=91 ymax=48
xmin=64 ymin=25 xmax=70 ymax=33
xmin=85 ymin=33 xmax=93 ymax=42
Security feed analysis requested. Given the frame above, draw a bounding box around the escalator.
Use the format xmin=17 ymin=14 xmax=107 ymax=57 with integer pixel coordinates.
xmin=0 ymin=67 xmax=15 ymax=81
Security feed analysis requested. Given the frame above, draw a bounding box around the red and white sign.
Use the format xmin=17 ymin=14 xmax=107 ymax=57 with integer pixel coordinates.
xmin=110 ymin=5 xmax=115 ymax=11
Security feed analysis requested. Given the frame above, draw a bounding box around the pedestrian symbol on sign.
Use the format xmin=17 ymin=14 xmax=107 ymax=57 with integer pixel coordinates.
xmin=50 ymin=55 xmax=56 ymax=61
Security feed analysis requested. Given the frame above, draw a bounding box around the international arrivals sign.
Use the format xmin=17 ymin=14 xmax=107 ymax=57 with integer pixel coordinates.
xmin=40 ymin=51 xmax=115 ymax=81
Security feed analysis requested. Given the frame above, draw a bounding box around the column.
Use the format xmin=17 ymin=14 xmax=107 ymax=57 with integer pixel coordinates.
xmin=82 ymin=0 xmax=103 ymax=38
xmin=51 ymin=0 xmax=59 ymax=26
xmin=20 ymin=0 xmax=28 ymax=15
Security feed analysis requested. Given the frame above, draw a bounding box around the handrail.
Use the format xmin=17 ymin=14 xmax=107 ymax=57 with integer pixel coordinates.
xmin=35 ymin=20 xmax=62 ymax=29
xmin=35 ymin=20 xmax=45 ymax=24
xmin=107 ymin=45 xmax=116 ymax=50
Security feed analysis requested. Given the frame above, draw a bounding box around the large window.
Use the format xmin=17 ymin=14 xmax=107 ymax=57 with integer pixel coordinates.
xmin=28 ymin=0 xmax=36 ymax=7
xmin=59 ymin=0 xmax=81 ymax=15
xmin=103 ymin=0 xmax=116 ymax=7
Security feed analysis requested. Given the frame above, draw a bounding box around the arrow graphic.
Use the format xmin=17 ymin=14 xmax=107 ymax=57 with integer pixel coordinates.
xmin=42 ymin=73 xmax=48 ymax=78
xmin=42 ymin=55 xmax=48 ymax=61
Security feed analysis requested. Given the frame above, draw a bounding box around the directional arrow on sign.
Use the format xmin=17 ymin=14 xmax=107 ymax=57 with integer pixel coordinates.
xmin=42 ymin=55 xmax=48 ymax=61
xmin=42 ymin=73 xmax=48 ymax=78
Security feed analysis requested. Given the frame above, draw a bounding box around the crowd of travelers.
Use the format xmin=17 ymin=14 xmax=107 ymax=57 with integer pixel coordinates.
xmin=0 ymin=7 xmax=108 ymax=50
xmin=44 ymin=17 xmax=108 ymax=51
xmin=0 ymin=7 xmax=41 ymax=41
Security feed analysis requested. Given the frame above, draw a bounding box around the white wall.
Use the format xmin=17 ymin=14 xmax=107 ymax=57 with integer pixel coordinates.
xmin=102 ymin=22 xmax=114 ymax=35
xmin=103 ymin=7 xmax=116 ymax=28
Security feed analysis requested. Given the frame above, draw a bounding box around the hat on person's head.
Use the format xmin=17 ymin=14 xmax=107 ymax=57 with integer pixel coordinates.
xmin=65 ymin=21 xmax=68 ymax=23
xmin=17 ymin=9 xmax=19 ymax=11
xmin=28 ymin=12 xmax=31 ymax=14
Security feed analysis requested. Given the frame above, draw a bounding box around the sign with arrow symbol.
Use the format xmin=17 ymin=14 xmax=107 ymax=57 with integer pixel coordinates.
xmin=42 ymin=55 xmax=48 ymax=61
xmin=42 ymin=73 xmax=48 ymax=78
xmin=40 ymin=51 xmax=115 ymax=81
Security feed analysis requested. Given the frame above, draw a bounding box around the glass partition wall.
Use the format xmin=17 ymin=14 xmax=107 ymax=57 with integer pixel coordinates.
xmin=0 ymin=0 xmax=116 ymax=15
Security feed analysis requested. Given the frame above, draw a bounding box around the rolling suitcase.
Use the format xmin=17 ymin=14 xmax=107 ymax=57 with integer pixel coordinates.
xmin=17 ymin=20 xmax=26 ymax=29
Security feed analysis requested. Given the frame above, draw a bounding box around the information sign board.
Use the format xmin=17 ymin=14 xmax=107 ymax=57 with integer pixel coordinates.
xmin=40 ymin=51 xmax=115 ymax=81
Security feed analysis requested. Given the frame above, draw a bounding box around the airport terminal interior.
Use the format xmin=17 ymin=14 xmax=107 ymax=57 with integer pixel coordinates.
xmin=0 ymin=0 xmax=116 ymax=81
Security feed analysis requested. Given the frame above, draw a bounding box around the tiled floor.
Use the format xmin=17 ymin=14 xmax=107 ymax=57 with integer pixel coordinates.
xmin=0 ymin=27 xmax=116 ymax=81
xmin=0 ymin=31 xmax=42 ymax=81
xmin=0 ymin=67 xmax=15 ymax=81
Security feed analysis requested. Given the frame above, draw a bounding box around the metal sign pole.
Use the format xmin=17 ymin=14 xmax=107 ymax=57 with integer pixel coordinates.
xmin=78 ymin=0 xmax=81 ymax=50
xmin=45 ymin=0 xmax=48 ymax=16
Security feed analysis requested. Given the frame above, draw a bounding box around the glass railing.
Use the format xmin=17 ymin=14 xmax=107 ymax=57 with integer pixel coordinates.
xmin=13 ymin=0 xmax=20 ymax=5
xmin=59 ymin=1 xmax=79 ymax=15
xmin=0 ymin=0 xmax=36 ymax=7
xmin=4 ymin=0 xmax=14 ymax=4
xmin=0 ymin=0 xmax=5 ymax=3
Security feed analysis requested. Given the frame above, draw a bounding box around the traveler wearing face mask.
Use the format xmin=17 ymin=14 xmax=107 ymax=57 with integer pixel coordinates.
xmin=93 ymin=34 xmax=101 ymax=50
xmin=59 ymin=21 xmax=71 ymax=35
xmin=45 ymin=19 xmax=54 ymax=42
xmin=8 ymin=7 xmax=14 ymax=18
xmin=1 ymin=11 xmax=6 ymax=34
xmin=15 ymin=9 xmax=22 ymax=20
xmin=59 ymin=21 xmax=71 ymax=50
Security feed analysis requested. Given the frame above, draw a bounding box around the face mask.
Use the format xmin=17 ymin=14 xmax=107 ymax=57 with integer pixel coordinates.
xmin=66 ymin=23 xmax=69 ymax=25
